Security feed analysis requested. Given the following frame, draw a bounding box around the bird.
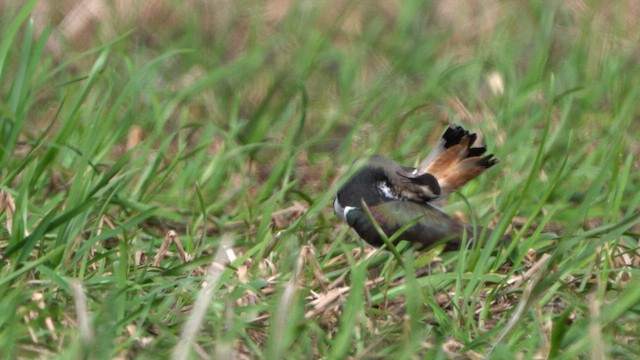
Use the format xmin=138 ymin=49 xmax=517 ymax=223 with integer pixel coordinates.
xmin=334 ymin=125 xmax=502 ymax=251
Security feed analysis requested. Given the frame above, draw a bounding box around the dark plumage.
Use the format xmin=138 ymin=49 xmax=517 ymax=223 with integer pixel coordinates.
xmin=334 ymin=125 xmax=503 ymax=250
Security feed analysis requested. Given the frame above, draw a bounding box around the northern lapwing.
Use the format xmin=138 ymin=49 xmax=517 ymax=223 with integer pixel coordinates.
xmin=334 ymin=125 xmax=502 ymax=251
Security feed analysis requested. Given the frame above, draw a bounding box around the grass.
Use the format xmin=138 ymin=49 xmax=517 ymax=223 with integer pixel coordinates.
xmin=1 ymin=0 xmax=640 ymax=358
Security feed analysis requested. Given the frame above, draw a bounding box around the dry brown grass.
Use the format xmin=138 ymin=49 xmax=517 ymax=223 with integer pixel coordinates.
xmin=2 ymin=1 xmax=640 ymax=357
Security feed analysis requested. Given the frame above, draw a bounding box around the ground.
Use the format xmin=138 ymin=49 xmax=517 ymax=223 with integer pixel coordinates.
xmin=1 ymin=1 xmax=640 ymax=359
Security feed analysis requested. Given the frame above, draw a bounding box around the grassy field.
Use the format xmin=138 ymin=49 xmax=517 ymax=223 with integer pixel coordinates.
xmin=1 ymin=0 xmax=640 ymax=358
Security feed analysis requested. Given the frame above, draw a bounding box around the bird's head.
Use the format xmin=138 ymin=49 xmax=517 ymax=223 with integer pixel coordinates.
xmin=388 ymin=170 xmax=441 ymax=202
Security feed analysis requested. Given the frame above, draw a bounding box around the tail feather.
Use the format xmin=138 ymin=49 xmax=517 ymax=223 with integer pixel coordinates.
xmin=417 ymin=125 xmax=497 ymax=196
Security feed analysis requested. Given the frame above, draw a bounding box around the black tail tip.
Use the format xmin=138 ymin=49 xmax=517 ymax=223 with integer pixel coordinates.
xmin=442 ymin=125 xmax=470 ymax=148
xmin=479 ymin=154 xmax=499 ymax=168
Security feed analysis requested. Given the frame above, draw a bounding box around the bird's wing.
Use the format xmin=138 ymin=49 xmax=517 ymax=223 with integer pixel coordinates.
xmin=346 ymin=200 xmax=472 ymax=250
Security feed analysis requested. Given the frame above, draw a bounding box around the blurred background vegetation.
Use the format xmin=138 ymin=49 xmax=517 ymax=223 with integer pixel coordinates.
xmin=1 ymin=0 xmax=640 ymax=358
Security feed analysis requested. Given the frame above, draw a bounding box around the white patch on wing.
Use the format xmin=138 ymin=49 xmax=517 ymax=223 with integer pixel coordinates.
xmin=344 ymin=206 xmax=356 ymax=218
xmin=377 ymin=182 xmax=400 ymax=200
xmin=334 ymin=197 xmax=357 ymax=221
